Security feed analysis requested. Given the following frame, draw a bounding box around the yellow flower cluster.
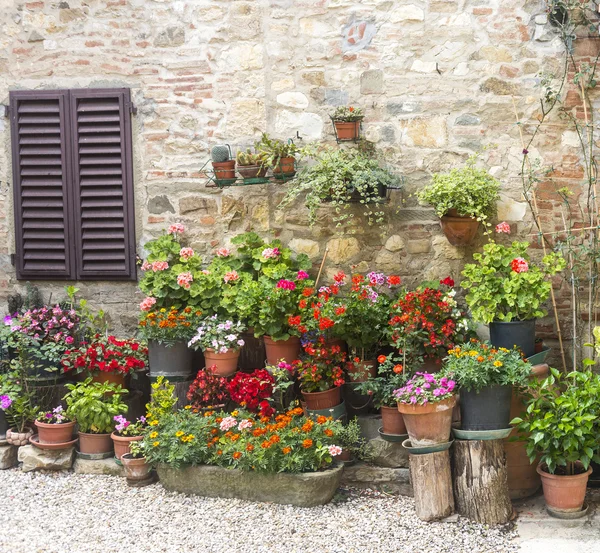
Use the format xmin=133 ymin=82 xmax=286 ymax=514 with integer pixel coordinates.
xmin=181 ymin=434 xmax=195 ymax=443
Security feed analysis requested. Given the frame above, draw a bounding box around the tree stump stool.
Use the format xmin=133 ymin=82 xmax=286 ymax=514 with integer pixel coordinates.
xmin=452 ymin=439 xmax=512 ymax=525
xmin=409 ymin=450 xmax=454 ymax=521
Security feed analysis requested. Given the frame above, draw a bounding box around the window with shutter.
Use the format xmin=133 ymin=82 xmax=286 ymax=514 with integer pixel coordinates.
xmin=9 ymin=88 xmax=136 ymax=281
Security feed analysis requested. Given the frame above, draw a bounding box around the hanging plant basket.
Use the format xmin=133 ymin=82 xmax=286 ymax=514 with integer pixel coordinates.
xmin=331 ymin=118 xmax=362 ymax=142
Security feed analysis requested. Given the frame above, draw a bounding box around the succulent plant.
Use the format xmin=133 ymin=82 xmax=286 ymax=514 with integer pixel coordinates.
xmin=236 ymin=149 xmax=267 ymax=166
xmin=211 ymin=145 xmax=231 ymax=163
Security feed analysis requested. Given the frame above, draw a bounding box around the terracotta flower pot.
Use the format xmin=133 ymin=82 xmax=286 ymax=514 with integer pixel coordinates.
xmin=203 ymin=348 xmax=240 ymax=377
xmin=35 ymin=420 xmax=76 ymax=445
xmin=346 ymin=359 xmax=376 ymax=383
xmin=121 ymin=453 xmax=152 ymax=481
xmin=273 ymin=156 xmax=296 ymax=178
xmin=212 ymin=160 xmax=236 ymax=181
xmin=338 ymin=449 xmax=352 ymax=462
xmin=419 ymin=356 xmax=443 ymax=373
xmin=111 ymin=432 xmax=143 ymax=461
xmin=334 ymin=120 xmax=361 ymax=140
xmin=78 ymin=431 xmax=113 ymax=455
xmin=380 ymin=405 xmax=407 ymax=435
xmin=91 ymin=371 xmax=126 ymax=388
xmin=440 ymin=210 xmax=479 ymax=246
xmin=6 ymin=427 xmax=34 ymax=447
xmin=237 ymin=164 xmax=268 ymax=180
xmin=537 ymin=462 xmax=592 ymax=515
xmin=397 ymin=396 xmax=456 ymax=447
xmin=302 ymin=387 xmax=342 ymax=410
xmin=264 ymin=335 xmax=301 ymax=365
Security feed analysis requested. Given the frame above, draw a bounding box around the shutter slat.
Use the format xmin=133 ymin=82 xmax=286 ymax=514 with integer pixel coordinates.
xmin=79 ymin=157 xmax=122 ymax=165
xmin=80 ymin=187 xmax=123 ymax=198
xmin=18 ymin=104 xmax=60 ymax=114
xmin=79 ymin=146 xmax=122 ymax=155
xmin=77 ymin=114 xmax=121 ymax=123
xmin=18 ymin=115 xmax=61 ymax=124
xmin=77 ymin=101 xmax=119 ymax=112
xmin=20 ymin=136 xmax=62 ymax=145
xmin=78 ymin=125 xmax=121 ymax=133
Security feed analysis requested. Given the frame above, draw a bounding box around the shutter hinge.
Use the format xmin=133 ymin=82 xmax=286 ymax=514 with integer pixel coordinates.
xmin=3 ymin=105 xmax=9 ymax=118
xmin=129 ymin=103 xmax=137 ymax=115
xmin=9 ymin=253 xmax=15 ymax=267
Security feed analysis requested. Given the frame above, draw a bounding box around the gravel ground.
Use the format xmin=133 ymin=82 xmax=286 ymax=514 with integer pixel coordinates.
xmin=0 ymin=469 xmax=518 ymax=553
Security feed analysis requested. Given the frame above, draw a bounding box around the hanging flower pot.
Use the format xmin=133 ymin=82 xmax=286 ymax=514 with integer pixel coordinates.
xmin=440 ymin=209 xmax=480 ymax=246
xmin=333 ymin=121 xmax=361 ymax=140
xmin=301 ymin=387 xmax=342 ymax=410
xmin=202 ymin=348 xmax=240 ymax=377
xmin=264 ymin=335 xmax=301 ymax=366
xmin=212 ymin=160 xmax=236 ymax=181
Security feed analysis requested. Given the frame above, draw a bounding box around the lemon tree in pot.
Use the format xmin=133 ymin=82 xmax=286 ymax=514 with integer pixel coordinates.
xmin=64 ymin=378 xmax=128 ymax=455
xmin=511 ymin=368 xmax=600 ymax=517
xmin=415 ymin=152 xmax=500 ymax=246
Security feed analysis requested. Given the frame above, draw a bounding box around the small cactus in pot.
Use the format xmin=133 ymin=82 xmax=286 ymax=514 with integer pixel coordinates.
xmin=236 ymin=149 xmax=269 ymax=180
xmin=211 ymin=144 xmax=236 ymax=183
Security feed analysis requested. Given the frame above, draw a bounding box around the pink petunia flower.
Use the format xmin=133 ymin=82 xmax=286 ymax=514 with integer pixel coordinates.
xmin=177 ymin=272 xmax=194 ymax=289
xmin=495 ymin=221 xmax=511 ymax=234
xmin=180 ymin=247 xmax=194 ymax=260
xmin=140 ymin=297 xmax=157 ymax=311
xmin=511 ymin=257 xmax=529 ymax=273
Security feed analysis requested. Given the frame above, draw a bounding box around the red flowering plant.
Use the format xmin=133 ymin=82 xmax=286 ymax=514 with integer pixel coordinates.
xmin=387 ymin=278 xmax=473 ymax=366
xmin=227 ymin=369 xmax=276 ymax=417
xmin=61 ymin=334 xmax=148 ymax=376
xmin=294 ymin=342 xmax=346 ymax=393
xmin=187 ymin=365 xmax=230 ymax=410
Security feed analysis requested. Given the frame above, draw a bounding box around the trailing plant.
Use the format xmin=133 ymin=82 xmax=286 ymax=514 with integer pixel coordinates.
xmin=331 ymin=106 xmax=364 ymax=122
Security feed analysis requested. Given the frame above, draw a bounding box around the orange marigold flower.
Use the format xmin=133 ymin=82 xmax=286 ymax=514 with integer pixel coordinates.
xmin=269 ymin=434 xmax=281 ymax=444
xmin=477 ymin=356 xmax=484 ymax=362
xmin=217 ymin=450 xmax=223 ymax=456
xmin=302 ymin=439 xmax=313 ymax=449
xmin=233 ymin=452 xmax=242 ymax=460
xmin=301 ymin=420 xmax=314 ymax=432
xmin=316 ymin=415 xmax=327 ymax=424
xmin=261 ymin=440 xmax=272 ymax=449
xmin=324 ymin=429 xmax=334 ymax=437
xmin=246 ymin=444 xmax=254 ymax=452
xmin=211 ymin=428 xmax=219 ymax=435
xmin=282 ymin=447 xmax=292 ymax=455
xmin=252 ymin=428 xmax=265 ymax=437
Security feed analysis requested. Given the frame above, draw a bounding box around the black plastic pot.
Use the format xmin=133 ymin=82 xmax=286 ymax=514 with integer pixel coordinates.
xmin=489 ymin=319 xmax=536 ymax=357
xmin=460 ymin=385 xmax=513 ymax=431
xmin=0 ymin=410 xmax=8 ymax=441
xmin=342 ymin=383 xmax=374 ymax=417
xmin=148 ymin=340 xmax=194 ymax=378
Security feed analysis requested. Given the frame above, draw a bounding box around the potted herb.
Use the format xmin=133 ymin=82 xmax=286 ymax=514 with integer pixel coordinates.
xmin=188 ymin=315 xmax=245 ymax=376
xmin=511 ymin=369 xmax=600 ymax=516
xmin=35 ymin=405 xmax=75 ymax=445
xmin=255 ymin=133 xmax=298 ymax=179
xmin=64 ymin=378 xmax=128 ymax=455
xmin=227 ymin=369 xmax=275 ymax=417
xmin=211 ymin=144 xmax=236 ymax=185
xmin=356 ymin=353 xmax=408 ymax=436
xmin=121 ymin=441 xmax=152 ymax=482
xmin=280 ymin=146 xmax=401 ymax=227
xmin=394 ymin=373 xmax=457 ymax=446
xmin=336 ymin=417 xmax=372 ymax=462
xmin=445 ymin=340 xmax=531 ymax=431
xmin=186 ymin=365 xmax=230 ymax=411
xmin=415 ymin=153 xmax=501 ymax=245
xmin=236 ymin=149 xmax=268 ymax=181
xmin=330 ymin=105 xmax=364 ymax=140
xmin=111 ymin=415 xmax=146 ymax=461
xmin=461 ymin=240 xmax=565 ymax=357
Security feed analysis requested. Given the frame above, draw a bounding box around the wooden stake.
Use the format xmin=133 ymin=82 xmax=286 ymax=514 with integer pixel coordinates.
xmin=562 ymin=209 xmax=577 ymax=369
xmin=314 ymin=248 xmax=329 ymax=289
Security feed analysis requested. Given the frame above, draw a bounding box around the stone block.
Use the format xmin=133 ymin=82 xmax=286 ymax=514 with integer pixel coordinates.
xmin=154 ymin=26 xmax=185 ymax=48
xmin=288 ymin=238 xmax=320 ymax=259
xmin=324 ymin=89 xmax=349 ymax=106
xmin=226 ymin=99 xmax=266 ymax=137
xmin=179 ymin=197 xmax=218 ymax=216
xmin=276 ymin=91 xmax=309 ymax=109
xmin=406 ymin=239 xmax=432 ymax=254
xmin=327 ymin=237 xmax=360 ymax=264
xmin=399 ymin=116 xmax=447 ymax=148
xmin=148 ymin=195 xmax=175 ymax=215
xmin=18 ymin=445 xmax=75 ymax=472
xmin=411 ymin=60 xmax=438 ymax=73
xmin=341 ymin=463 xmax=412 ymax=496
xmin=0 ymin=445 xmax=18 ymax=469
xmin=360 ymin=70 xmax=384 ymax=95
xmin=479 ymin=46 xmax=513 ymax=63
xmin=369 ymin=437 xmax=409 ymax=468
xmin=480 ymin=77 xmax=517 ymax=96
xmin=455 ymin=113 xmax=480 ymax=126
xmin=387 ymin=101 xmax=421 ymax=115
xmin=390 ymin=4 xmax=425 ymax=22
xmin=73 ymin=457 xmax=123 ymax=477
xmin=385 ymin=235 xmax=405 ymax=252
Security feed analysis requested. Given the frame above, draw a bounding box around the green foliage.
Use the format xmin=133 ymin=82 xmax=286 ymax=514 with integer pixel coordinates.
xmin=336 ymin=418 xmax=373 ymax=461
xmin=255 ymin=133 xmax=298 ymax=170
xmin=511 ymin=368 xmax=600 ymax=474
xmin=443 ymin=340 xmax=531 ymax=393
xmin=280 ymin=145 xmax=401 ymax=228
xmin=211 ymin=145 xmax=231 ymax=163
xmin=63 ymin=378 xmax=128 ymax=434
xmin=236 ymin=148 xmax=267 ymax=166
xmin=146 ymin=376 xmax=177 ymax=422
xmin=355 ymin=353 xmax=408 ymax=408
xmin=0 ymin=369 xmax=38 ymax=432
xmin=461 ymin=241 xmax=566 ymax=323
xmin=330 ymin=105 xmax=364 ymax=122
xmin=416 ymin=153 xmax=500 ymax=227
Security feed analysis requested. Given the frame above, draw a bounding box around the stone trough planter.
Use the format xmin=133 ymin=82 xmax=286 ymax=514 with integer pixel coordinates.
xmin=157 ymin=463 xmax=344 ymax=507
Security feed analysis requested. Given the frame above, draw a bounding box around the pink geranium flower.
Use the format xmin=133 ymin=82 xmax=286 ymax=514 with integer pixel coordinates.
xmin=141 ymin=261 xmax=152 ymax=271
xmin=495 ymin=221 xmax=511 ymax=234
xmin=177 ymin=272 xmax=193 ymax=289
xmin=140 ymin=297 xmax=157 ymax=311
xmin=216 ymin=247 xmax=231 ymax=258
xmin=152 ymin=261 xmax=169 ymax=272
xmin=328 ymin=445 xmax=343 ymax=456
xmin=168 ymin=223 xmax=185 ymax=234
xmin=511 ymin=257 xmax=529 ymax=273
xmin=261 ymin=247 xmax=280 ymax=259
xmin=224 ymin=271 xmax=239 ymax=283
xmin=297 ymin=270 xmax=310 ymax=280
xmin=180 ymin=247 xmax=194 ymax=260
xmin=276 ymin=279 xmax=296 ymax=291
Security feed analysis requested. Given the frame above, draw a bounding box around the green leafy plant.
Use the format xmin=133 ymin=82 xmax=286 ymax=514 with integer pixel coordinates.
xmin=336 ymin=418 xmax=372 ymax=461
xmin=355 ymin=353 xmax=408 ymax=408
xmin=128 ymin=440 xmax=146 ymax=459
xmin=331 ymin=106 xmax=364 ymax=122
xmin=146 ymin=376 xmax=177 ymax=423
xmin=63 ymin=378 xmax=128 ymax=434
xmin=416 ymin=153 xmax=500 ymax=228
xmin=236 ymin=149 xmax=267 ymax=166
xmin=444 ymin=340 xmax=531 ymax=392
xmin=255 ymin=133 xmax=298 ymax=170
xmin=511 ymin=368 xmax=600 ymax=475
xmin=461 ymin=241 xmax=566 ymax=323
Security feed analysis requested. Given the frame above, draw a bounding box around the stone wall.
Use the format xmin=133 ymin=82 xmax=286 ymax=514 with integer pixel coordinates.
xmin=0 ymin=0 xmax=586 ymax=341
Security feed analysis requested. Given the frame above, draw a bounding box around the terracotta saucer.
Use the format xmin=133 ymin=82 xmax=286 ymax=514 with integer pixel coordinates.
xmin=29 ymin=434 xmax=78 ymax=450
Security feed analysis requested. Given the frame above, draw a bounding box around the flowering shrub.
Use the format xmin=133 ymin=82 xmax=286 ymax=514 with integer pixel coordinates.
xmin=295 ymin=342 xmax=346 ymax=393
xmin=36 ymin=405 xmax=72 ymax=424
xmin=0 ymin=370 xmax=36 ymax=432
xmin=138 ymin=307 xmax=202 ymax=344
xmin=461 ymin=241 xmax=566 ymax=323
xmin=113 ymin=415 xmax=146 ymax=437
xmin=227 ymin=370 xmax=275 ymax=416
xmin=394 ymin=373 xmax=456 ymax=406
xmin=355 ymin=353 xmax=408 ymax=408
xmin=62 ymin=335 xmax=148 ymax=376
xmin=187 ymin=366 xmax=230 ymax=409
xmin=143 ymin=407 xmax=343 ymax=473
xmin=187 ymin=315 xmax=245 ymax=352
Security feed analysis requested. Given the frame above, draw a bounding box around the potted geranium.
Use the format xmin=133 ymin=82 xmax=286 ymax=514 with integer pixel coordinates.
xmin=34 ymin=405 xmax=75 ymax=445
xmin=394 ymin=373 xmax=457 ymax=446
xmin=255 ymin=133 xmax=298 ymax=180
xmin=188 ymin=315 xmax=245 ymax=376
xmin=445 ymin=340 xmax=531 ymax=431
xmin=461 ymin=240 xmax=565 ymax=357
xmin=64 ymin=378 xmax=128 ymax=455
xmin=121 ymin=441 xmax=152 ymax=483
xmin=415 ymin=152 xmax=501 ymax=245
xmin=227 ymin=369 xmax=275 ymax=417
xmin=61 ymin=334 xmax=148 ymax=388
xmin=111 ymin=414 xmax=146 ymax=461
xmin=511 ymin=369 xmax=600 ymax=516
xmin=330 ymin=105 xmax=364 ymax=140
xmin=187 ymin=366 xmax=230 ymax=411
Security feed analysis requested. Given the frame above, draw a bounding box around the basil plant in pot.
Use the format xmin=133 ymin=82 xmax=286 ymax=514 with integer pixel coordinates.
xmin=415 ymin=152 xmax=500 ymax=245
xmin=461 ymin=240 xmax=565 ymax=357
xmin=444 ymin=340 xmax=530 ymax=431
xmin=511 ymin=369 xmax=600 ymax=516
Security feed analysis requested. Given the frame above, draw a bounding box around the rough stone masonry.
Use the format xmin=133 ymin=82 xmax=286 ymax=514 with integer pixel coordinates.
xmin=0 ymin=0 xmax=586 ymax=341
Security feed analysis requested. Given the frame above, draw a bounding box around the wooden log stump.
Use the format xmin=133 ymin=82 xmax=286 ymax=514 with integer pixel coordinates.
xmin=452 ymin=439 xmax=512 ymax=525
xmin=409 ymin=450 xmax=454 ymax=521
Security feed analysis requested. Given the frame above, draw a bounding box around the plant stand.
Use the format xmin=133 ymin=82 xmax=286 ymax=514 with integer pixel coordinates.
xmin=452 ymin=439 xmax=512 ymax=525
xmin=408 ymin=450 xmax=454 ymax=521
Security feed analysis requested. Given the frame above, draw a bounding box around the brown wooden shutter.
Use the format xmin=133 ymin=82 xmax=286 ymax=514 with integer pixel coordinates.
xmin=69 ymin=89 xmax=136 ymax=280
xmin=9 ymin=90 xmax=76 ymax=279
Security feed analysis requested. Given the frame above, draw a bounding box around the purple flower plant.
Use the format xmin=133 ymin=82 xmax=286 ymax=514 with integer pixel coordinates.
xmin=0 ymin=395 xmax=12 ymax=410
xmin=394 ymin=372 xmax=456 ymax=406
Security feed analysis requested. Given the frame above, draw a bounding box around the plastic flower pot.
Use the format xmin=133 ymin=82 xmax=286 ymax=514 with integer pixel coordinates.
xmin=0 ymin=410 xmax=8 ymax=441
xmin=78 ymin=431 xmax=113 ymax=455
xmin=440 ymin=210 xmax=480 ymax=246
xmin=203 ymin=348 xmax=240 ymax=377
xmin=121 ymin=453 xmax=152 ymax=481
xmin=488 ymin=319 xmax=536 ymax=358
xmin=334 ymin=121 xmax=360 ymax=140
xmin=35 ymin=420 xmax=76 ymax=445
xmin=346 ymin=359 xmax=376 ymax=383
xmin=397 ymin=396 xmax=456 ymax=447
xmin=148 ymin=340 xmax=194 ymax=378
xmin=460 ymin=385 xmax=512 ymax=431
xmin=264 ymin=336 xmax=301 ymax=366
xmin=302 ymin=387 xmax=342 ymax=410
xmin=6 ymin=427 xmax=33 ymax=447
xmin=537 ymin=462 xmax=592 ymax=516
xmin=380 ymin=405 xmax=407 ymax=435
xmin=111 ymin=432 xmax=143 ymax=461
